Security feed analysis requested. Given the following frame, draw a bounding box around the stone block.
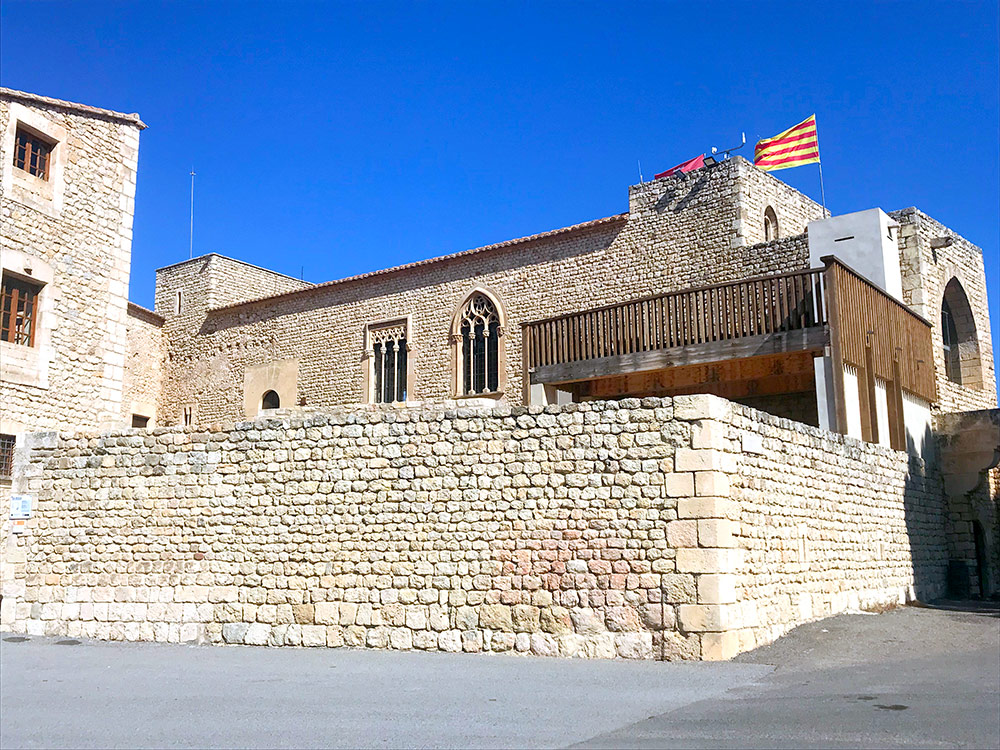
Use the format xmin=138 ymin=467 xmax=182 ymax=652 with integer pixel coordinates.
xmin=314 ymin=602 xmax=339 ymax=625
xmin=666 ymin=520 xmax=698 ymax=548
xmin=301 ymin=625 xmax=326 ymax=647
xmin=479 ymin=604 xmax=513 ymax=631
xmin=292 ymin=604 xmax=314 ymax=624
xmin=678 ymin=603 xmax=740 ymax=632
xmin=512 ymin=604 xmax=540 ymax=633
xmin=697 ymin=574 xmax=737 ymax=604
xmin=665 ymin=473 xmax=694 ymax=497
xmin=694 ymin=471 xmax=730 ymax=497
xmin=676 ymin=547 xmax=741 ymax=574
xmin=698 ymin=519 xmax=738 ymax=548
xmin=673 ymin=394 xmax=730 ymax=422
xmin=691 ymin=420 xmax=725 ymax=450
xmin=677 ymin=497 xmax=739 ymax=520
xmin=700 ymin=631 xmax=741 ymax=661
xmin=244 ymin=623 xmax=270 ymax=646
xmin=660 ymin=574 xmax=696 ymax=603
xmin=605 ymin=606 xmax=640 ymax=632
xmin=222 ymin=622 xmax=248 ymax=644
xmin=675 ymin=449 xmax=732 ymax=473
xmin=540 ymin=606 xmax=573 ymax=634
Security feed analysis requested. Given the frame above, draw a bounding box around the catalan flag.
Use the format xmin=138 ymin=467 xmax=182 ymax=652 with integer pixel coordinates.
xmin=754 ymin=115 xmax=820 ymax=172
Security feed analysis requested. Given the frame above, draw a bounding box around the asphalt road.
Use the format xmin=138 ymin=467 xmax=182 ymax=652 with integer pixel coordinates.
xmin=1 ymin=602 xmax=997 ymax=749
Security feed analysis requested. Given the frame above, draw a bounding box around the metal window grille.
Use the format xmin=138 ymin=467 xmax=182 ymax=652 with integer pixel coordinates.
xmin=13 ymin=129 xmax=53 ymax=180
xmin=0 ymin=434 xmax=14 ymax=478
xmin=1 ymin=273 xmax=41 ymax=347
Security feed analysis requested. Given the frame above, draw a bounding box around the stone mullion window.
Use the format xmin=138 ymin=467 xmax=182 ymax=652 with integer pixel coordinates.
xmin=367 ymin=320 xmax=410 ymax=404
xmin=453 ymin=290 xmax=506 ymax=397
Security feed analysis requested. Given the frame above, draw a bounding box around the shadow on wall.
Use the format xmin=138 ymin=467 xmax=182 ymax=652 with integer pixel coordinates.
xmin=901 ymin=454 xmax=951 ymax=604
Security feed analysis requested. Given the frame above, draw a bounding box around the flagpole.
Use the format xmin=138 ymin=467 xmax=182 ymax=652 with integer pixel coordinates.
xmin=818 ymin=160 xmax=828 ymax=217
xmin=814 ymin=116 xmax=828 ymax=217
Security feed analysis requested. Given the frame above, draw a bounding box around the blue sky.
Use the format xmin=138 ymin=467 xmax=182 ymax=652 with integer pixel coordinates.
xmin=2 ymin=1 xmax=998 ymax=372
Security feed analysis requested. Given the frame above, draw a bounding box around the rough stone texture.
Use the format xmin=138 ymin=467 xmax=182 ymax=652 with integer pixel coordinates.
xmin=121 ymin=303 xmax=165 ymax=424
xmin=1 ymin=89 xmax=142 ymax=434
xmin=154 ymin=158 xmax=824 ymax=425
xmin=892 ymin=207 xmax=996 ymax=414
xmin=2 ymin=394 xmax=978 ymax=661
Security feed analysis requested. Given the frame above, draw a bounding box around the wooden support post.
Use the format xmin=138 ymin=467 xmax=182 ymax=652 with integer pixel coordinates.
xmin=864 ymin=341 xmax=879 ymax=445
xmin=823 ymin=260 xmax=849 ymax=435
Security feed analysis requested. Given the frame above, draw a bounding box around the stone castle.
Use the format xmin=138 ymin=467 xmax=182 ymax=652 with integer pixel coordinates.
xmin=1 ymin=87 xmax=997 ymax=660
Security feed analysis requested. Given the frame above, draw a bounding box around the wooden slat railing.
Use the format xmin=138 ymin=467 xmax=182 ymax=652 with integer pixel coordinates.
xmin=823 ymin=256 xmax=936 ymax=404
xmin=523 ymin=267 xmax=827 ymax=371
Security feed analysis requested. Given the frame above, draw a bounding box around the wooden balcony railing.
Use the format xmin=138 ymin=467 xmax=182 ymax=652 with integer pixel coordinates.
xmin=523 ymin=267 xmax=827 ymax=371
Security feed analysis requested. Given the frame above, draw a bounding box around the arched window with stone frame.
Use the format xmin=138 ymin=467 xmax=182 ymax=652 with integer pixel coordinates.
xmin=940 ymin=277 xmax=983 ymax=389
xmin=450 ymin=289 xmax=507 ymax=397
xmin=763 ymin=206 xmax=779 ymax=241
xmin=364 ymin=317 xmax=412 ymax=404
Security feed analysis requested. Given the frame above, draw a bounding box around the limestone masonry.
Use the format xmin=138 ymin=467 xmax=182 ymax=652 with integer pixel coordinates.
xmin=0 ymin=395 xmax=954 ymax=659
xmin=1 ymin=88 xmax=997 ymax=660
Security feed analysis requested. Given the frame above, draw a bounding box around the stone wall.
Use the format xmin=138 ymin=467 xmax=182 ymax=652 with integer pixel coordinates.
xmin=893 ymin=207 xmax=996 ymax=413
xmin=121 ymin=303 xmax=165 ymax=425
xmin=1 ymin=395 xmax=959 ymax=660
xmin=0 ymin=89 xmax=142 ymax=435
xmin=153 ymin=158 xmax=824 ymax=425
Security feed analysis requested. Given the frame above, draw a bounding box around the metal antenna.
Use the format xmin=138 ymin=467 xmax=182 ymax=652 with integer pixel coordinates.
xmin=189 ymin=167 xmax=196 ymax=259
xmin=716 ymin=132 xmax=746 ymax=160
xmin=637 ymin=159 xmax=644 ymax=184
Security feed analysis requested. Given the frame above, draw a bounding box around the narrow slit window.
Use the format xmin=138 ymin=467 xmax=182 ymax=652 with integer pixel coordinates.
xmin=13 ymin=128 xmax=54 ymax=180
xmin=1 ymin=273 xmax=42 ymax=347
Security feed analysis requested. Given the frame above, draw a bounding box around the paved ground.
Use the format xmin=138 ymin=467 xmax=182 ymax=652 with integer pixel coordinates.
xmin=1 ymin=601 xmax=997 ymax=749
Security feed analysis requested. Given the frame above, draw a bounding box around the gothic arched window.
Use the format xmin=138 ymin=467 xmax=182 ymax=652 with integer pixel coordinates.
xmin=452 ymin=290 xmax=506 ymax=396
xmin=941 ymin=278 xmax=983 ymax=389
xmin=764 ymin=206 xmax=779 ymax=241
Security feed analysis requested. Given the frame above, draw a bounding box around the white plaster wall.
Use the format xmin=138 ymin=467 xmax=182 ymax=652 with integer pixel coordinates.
xmin=874 ymin=377 xmax=891 ymax=448
xmin=808 ymin=208 xmax=902 ymax=300
xmin=843 ymin=364 xmax=863 ymax=440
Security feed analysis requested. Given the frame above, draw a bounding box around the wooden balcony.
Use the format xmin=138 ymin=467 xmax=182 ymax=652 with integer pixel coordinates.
xmin=522 ymin=258 xmax=936 ymax=446
xmin=524 ymin=267 xmax=829 ymax=385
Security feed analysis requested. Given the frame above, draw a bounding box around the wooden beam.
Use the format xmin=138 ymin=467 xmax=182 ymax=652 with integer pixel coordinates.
xmin=530 ymin=326 xmax=828 ymax=386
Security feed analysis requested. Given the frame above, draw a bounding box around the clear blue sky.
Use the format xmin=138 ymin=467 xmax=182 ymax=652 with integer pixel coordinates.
xmin=2 ymin=1 xmax=998 ymax=373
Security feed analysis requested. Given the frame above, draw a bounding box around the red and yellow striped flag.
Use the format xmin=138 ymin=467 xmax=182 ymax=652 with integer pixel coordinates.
xmin=754 ymin=115 xmax=820 ymax=172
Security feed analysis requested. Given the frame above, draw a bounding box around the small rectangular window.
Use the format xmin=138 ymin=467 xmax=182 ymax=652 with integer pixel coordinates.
xmin=175 ymin=290 xmax=183 ymax=314
xmin=0 ymin=433 xmax=15 ymax=478
xmin=132 ymin=414 xmax=150 ymax=428
xmin=13 ymin=128 xmax=54 ymax=180
xmin=1 ymin=273 xmax=42 ymax=347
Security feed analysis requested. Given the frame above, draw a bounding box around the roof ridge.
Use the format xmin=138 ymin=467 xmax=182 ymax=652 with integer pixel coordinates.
xmin=208 ymin=213 xmax=628 ymax=314
xmin=0 ymin=87 xmax=147 ymax=129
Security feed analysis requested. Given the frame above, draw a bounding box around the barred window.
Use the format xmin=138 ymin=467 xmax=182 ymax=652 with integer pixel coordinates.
xmin=459 ymin=294 xmax=500 ymax=395
xmin=0 ymin=434 xmax=14 ymax=478
xmin=14 ymin=128 xmax=53 ymax=180
xmin=1 ymin=273 xmax=42 ymax=347
xmin=369 ymin=323 xmax=408 ymax=403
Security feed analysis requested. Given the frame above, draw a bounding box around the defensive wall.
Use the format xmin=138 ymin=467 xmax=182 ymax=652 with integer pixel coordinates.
xmin=0 ymin=394 xmax=954 ymax=660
